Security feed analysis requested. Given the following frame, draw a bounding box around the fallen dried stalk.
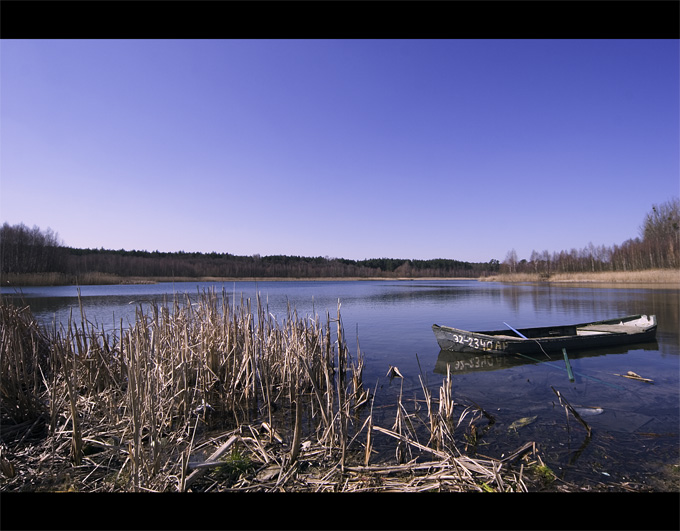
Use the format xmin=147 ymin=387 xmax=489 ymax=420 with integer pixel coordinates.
xmin=372 ymin=425 xmax=449 ymax=460
xmin=183 ymin=435 xmax=239 ymax=491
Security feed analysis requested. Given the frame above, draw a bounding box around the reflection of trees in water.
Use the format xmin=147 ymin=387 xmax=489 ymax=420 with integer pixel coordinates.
xmin=362 ymin=284 xmax=501 ymax=306
xmin=498 ymin=284 xmax=678 ymax=332
xmin=644 ymin=289 xmax=679 ymax=336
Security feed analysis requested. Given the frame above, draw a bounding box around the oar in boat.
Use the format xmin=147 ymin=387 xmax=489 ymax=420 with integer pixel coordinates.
xmin=503 ymin=322 xmax=528 ymax=339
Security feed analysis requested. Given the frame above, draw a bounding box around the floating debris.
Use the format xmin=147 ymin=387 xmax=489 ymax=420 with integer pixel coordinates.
xmin=574 ymin=407 xmax=604 ymax=417
xmin=508 ymin=415 xmax=537 ymax=432
xmin=615 ymin=371 xmax=654 ymax=384
xmin=386 ymin=365 xmax=404 ymax=379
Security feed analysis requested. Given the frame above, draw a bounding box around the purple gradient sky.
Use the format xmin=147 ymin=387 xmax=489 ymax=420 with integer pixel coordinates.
xmin=1 ymin=39 xmax=678 ymax=263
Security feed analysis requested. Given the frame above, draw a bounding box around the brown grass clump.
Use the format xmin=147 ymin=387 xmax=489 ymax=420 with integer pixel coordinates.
xmin=1 ymin=291 xmax=546 ymax=492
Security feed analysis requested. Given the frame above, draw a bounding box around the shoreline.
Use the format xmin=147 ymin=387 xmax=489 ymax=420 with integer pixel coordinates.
xmin=1 ymin=269 xmax=678 ymax=288
xmin=0 ymin=272 xmax=477 ymax=287
xmin=480 ymin=269 xmax=679 ymax=289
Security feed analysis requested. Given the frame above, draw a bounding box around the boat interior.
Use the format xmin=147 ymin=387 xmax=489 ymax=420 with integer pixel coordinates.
xmin=494 ymin=316 xmax=654 ymax=339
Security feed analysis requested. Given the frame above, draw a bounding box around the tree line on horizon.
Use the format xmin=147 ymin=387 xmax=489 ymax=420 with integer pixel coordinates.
xmin=0 ymin=225 xmax=493 ymax=279
xmin=501 ymin=197 xmax=680 ymax=275
xmin=1 ymin=198 xmax=677 ymax=281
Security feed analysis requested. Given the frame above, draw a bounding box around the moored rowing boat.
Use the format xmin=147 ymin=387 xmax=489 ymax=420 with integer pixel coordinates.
xmin=432 ymin=314 xmax=657 ymax=355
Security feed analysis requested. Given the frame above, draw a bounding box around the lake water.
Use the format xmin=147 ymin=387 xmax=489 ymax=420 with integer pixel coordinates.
xmin=2 ymin=279 xmax=678 ymax=489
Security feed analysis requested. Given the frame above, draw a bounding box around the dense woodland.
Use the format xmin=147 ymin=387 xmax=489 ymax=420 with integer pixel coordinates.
xmin=0 ymin=226 xmax=492 ymax=280
xmin=1 ymin=198 xmax=678 ymax=282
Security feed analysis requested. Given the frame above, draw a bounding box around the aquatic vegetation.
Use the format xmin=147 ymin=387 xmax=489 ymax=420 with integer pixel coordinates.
xmin=0 ymin=293 xmax=610 ymax=493
xmin=531 ymin=462 xmax=556 ymax=483
xmin=212 ymin=447 xmax=256 ymax=485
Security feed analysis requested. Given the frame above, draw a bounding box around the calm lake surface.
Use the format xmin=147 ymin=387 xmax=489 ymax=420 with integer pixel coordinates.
xmin=2 ymin=279 xmax=678 ymax=489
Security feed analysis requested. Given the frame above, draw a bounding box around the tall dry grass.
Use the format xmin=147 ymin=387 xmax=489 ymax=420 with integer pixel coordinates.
xmin=482 ymin=269 xmax=679 ymax=285
xmin=547 ymin=269 xmax=680 ymax=284
xmin=0 ymin=304 xmax=50 ymax=424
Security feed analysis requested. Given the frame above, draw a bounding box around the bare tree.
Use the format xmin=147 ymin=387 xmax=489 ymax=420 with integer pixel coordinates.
xmin=503 ymin=249 xmax=518 ymax=273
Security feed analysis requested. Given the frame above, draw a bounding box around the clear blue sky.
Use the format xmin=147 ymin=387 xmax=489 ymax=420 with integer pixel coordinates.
xmin=1 ymin=39 xmax=678 ymax=263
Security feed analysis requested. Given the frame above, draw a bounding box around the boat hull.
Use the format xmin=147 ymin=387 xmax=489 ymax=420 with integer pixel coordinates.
xmin=432 ymin=314 xmax=657 ymax=355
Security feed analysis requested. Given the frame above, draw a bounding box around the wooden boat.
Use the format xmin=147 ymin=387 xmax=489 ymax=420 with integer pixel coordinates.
xmin=432 ymin=314 xmax=657 ymax=355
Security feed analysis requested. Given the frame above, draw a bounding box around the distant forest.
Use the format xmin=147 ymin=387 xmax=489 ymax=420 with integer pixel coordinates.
xmin=1 ymin=198 xmax=678 ymax=281
xmin=0 ymin=226 xmax=493 ymax=279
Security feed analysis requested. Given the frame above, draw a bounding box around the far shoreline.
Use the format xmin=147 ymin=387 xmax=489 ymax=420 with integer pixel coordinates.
xmin=2 ymin=269 xmax=678 ymax=289
xmin=1 ymin=272 xmax=478 ymax=288
xmin=480 ymin=269 xmax=679 ymax=289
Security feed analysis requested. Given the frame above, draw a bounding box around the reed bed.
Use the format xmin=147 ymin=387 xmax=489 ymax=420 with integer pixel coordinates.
xmin=482 ymin=269 xmax=680 ymax=285
xmin=1 ymin=291 xmax=546 ymax=492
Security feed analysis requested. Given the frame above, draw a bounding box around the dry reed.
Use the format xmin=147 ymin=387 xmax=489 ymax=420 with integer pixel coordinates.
xmin=482 ymin=269 xmax=679 ymax=285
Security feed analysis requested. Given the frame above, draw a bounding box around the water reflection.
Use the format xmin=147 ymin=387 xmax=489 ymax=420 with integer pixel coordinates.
xmin=434 ymin=342 xmax=660 ymax=376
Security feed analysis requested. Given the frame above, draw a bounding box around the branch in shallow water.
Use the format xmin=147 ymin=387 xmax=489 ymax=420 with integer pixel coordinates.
xmin=551 ymin=386 xmax=591 ymax=437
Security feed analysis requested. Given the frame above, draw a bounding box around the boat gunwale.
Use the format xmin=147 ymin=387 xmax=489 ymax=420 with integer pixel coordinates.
xmin=432 ymin=314 xmax=656 ymax=342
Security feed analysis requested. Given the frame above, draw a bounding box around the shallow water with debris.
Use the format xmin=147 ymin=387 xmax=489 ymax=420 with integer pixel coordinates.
xmin=3 ymin=279 xmax=678 ymax=489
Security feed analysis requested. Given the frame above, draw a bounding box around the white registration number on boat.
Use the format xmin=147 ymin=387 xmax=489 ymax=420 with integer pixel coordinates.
xmin=451 ymin=333 xmax=503 ymax=351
